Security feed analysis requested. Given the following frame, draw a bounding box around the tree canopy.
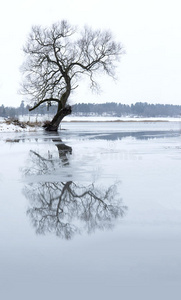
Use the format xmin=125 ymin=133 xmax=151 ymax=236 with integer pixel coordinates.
xmin=21 ymin=20 xmax=124 ymax=130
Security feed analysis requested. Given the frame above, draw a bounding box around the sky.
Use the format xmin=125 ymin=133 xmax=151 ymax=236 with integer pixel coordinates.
xmin=0 ymin=0 xmax=181 ymax=107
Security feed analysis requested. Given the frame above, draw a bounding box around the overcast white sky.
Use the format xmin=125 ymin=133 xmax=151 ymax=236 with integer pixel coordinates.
xmin=0 ymin=0 xmax=181 ymax=107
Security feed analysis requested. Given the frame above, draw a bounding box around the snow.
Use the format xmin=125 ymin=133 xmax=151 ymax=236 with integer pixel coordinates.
xmin=0 ymin=115 xmax=181 ymax=133
xmin=64 ymin=115 xmax=181 ymax=122
xmin=0 ymin=122 xmax=36 ymax=132
xmin=0 ymin=118 xmax=43 ymax=133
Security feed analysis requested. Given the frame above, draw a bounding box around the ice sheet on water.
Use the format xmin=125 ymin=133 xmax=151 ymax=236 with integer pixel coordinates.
xmin=1 ymin=122 xmax=181 ymax=296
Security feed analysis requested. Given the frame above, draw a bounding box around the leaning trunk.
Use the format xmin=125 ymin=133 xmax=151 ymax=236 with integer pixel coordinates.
xmin=43 ymin=105 xmax=72 ymax=131
xmin=44 ymin=79 xmax=71 ymax=131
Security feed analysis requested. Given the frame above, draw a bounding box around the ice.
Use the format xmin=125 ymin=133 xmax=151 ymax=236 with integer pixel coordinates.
xmin=0 ymin=121 xmax=181 ymax=299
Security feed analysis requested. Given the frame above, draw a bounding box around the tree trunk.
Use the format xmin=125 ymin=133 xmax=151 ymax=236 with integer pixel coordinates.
xmin=43 ymin=105 xmax=72 ymax=131
xmin=43 ymin=76 xmax=71 ymax=131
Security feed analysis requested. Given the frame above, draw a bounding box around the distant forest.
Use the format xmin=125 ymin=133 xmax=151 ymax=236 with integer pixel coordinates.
xmin=0 ymin=101 xmax=181 ymax=118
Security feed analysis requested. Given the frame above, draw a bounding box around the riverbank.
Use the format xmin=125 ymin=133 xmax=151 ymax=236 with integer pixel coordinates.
xmin=0 ymin=116 xmax=180 ymax=132
xmin=0 ymin=119 xmax=42 ymax=132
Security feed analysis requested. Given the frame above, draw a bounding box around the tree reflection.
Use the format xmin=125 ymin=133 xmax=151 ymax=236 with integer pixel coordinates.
xmin=22 ymin=136 xmax=127 ymax=239
xmin=23 ymin=137 xmax=72 ymax=175
xmin=53 ymin=138 xmax=72 ymax=165
xmin=23 ymin=181 xmax=127 ymax=239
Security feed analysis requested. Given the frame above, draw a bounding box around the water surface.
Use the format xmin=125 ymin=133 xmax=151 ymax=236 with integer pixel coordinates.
xmin=0 ymin=121 xmax=181 ymax=299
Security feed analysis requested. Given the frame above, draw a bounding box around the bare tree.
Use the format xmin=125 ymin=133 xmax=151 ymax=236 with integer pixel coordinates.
xmin=21 ymin=20 xmax=124 ymax=131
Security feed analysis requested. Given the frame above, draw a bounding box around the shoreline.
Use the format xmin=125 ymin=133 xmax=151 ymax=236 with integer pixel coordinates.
xmin=62 ymin=119 xmax=171 ymax=123
xmin=0 ymin=117 xmax=180 ymax=133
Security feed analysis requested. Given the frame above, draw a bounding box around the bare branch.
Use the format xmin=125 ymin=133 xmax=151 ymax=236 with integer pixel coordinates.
xmin=20 ymin=20 xmax=124 ymax=129
xmin=29 ymin=98 xmax=60 ymax=111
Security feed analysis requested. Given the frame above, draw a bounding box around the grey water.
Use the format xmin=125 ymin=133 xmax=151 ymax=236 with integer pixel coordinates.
xmin=0 ymin=121 xmax=181 ymax=299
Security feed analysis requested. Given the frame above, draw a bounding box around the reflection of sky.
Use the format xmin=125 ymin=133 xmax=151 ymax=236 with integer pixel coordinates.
xmin=78 ymin=130 xmax=181 ymax=141
xmin=1 ymin=124 xmax=181 ymax=298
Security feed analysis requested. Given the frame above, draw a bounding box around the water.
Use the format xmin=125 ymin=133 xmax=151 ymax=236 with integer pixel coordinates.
xmin=0 ymin=121 xmax=181 ymax=299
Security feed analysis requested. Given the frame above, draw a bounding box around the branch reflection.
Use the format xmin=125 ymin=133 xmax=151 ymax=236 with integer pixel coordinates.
xmin=23 ymin=137 xmax=72 ymax=175
xmin=22 ymin=136 xmax=127 ymax=239
xmin=23 ymin=181 xmax=127 ymax=239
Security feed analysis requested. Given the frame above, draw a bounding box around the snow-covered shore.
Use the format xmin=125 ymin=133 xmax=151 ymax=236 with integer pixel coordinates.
xmin=0 ymin=115 xmax=180 ymax=132
xmin=63 ymin=115 xmax=181 ymax=122
xmin=0 ymin=119 xmax=42 ymax=133
xmin=18 ymin=114 xmax=181 ymax=123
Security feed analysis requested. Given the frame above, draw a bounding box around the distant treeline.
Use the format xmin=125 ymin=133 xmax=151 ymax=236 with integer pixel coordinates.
xmin=73 ymin=102 xmax=181 ymax=117
xmin=0 ymin=101 xmax=181 ymax=118
xmin=0 ymin=101 xmax=56 ymax=118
